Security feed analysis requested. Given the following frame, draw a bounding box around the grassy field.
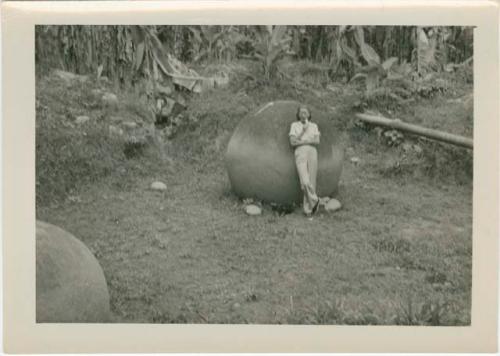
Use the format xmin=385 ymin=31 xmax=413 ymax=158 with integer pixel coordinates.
xmin=36 ymin=62 xmax=473 ymax=325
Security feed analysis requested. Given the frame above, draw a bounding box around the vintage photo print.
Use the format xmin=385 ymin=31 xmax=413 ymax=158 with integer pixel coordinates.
xmin=3 ymin=1 xmax=498 ymax=353
xmin=34 ymin=24 xmax=474 ymax=326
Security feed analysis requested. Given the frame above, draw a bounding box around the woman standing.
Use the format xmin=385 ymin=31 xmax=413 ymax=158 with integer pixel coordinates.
xmin=289 ymin=105 xmax=321 ymax=217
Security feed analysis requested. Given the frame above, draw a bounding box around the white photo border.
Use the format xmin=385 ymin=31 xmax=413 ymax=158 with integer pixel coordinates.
xmin=2 ymin=0 xmax=498 ymax=353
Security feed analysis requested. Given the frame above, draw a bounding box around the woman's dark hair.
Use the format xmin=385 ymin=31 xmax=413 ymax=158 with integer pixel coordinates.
xmin=296 ymin=105 xmax=312 ymax=121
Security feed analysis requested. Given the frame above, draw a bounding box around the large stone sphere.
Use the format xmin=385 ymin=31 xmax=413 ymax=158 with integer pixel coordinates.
xmin=36 ymin=221 xmax=111 ymax=323
xmin=225 ymin=100 xmax=344 ymax=205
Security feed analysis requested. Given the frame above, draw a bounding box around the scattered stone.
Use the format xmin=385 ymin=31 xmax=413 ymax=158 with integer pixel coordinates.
xmin=108 ymin=125 xmax=124 ymax=137
xmin=36 ymin=221 xmax=111 ymax=322
xmin=232 ymin=302 xmax=241 ymax=310
xmin=151 ymin=181 xmax=167 ymax=191
xmin=102 ymin=92 xmax=119 ymax=107
xmin=319 ymin=197 xmax=331 ymax=205
xmin=75 ymin=115 xmax=90 ymax=125
xmin=53 ymin=69 xmax=88 ymax=84
xmin=350 ymin=157 xmax=360 ymax=165
xmin=446 ymin=98 xmax=463 ymax=104
xmin=325 ymin=199 xmax=342 ymax=213
xmin=121 ymin=121 xmax=138 ymax=130
xmin=245 ymin=204 xmax=262 ymax=216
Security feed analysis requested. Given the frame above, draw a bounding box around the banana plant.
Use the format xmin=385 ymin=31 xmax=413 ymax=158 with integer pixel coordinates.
xmin=349 ymin=26 xmax=399 ymax=97
xmin=129 ymin=26 xmax=205 ymax=128
xmin=187 ymin=26 xmax=247 ymax=63
xmin=216 ymin=27 xmax=248 ymax=62
xmin=415 ymin=27 xmax=436 ymax=73
xmin=414 ymin=27 xmax=452 ymax=74
xmin=331 ymin=26 xmax=360 ymax=78
xmin=189 ymin=26 xmax=224 ymax=62
xmin=131 ymin=26 xmax=203 ymax=90
xmin=252 ymin=26 xmax=292 ymax=81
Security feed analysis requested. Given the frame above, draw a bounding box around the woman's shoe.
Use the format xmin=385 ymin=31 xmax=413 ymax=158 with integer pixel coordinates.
xmin=312 ymin=200 xmax=320 ymax=214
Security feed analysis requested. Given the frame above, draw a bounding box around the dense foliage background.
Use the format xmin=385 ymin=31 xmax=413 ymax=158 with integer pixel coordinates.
xmin=36 ymin=26 xmax=473 ymax=114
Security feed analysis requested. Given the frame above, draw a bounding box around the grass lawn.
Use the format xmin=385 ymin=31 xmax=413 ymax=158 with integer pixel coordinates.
xmin=36 ymin=66 xmax=472 ymax=325
xmin=37 ymin=136 xmax=472 ymax=325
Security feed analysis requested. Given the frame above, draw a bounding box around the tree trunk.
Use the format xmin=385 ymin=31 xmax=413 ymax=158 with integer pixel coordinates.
xmin=356 ymin=113 xmax=473 ymax=149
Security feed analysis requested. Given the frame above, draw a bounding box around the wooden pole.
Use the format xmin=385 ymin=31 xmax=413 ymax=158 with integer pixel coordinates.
xmin=356 ymin=113 xmax=473 ymax=149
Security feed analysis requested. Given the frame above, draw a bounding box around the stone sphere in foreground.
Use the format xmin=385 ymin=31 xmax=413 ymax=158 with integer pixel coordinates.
xmin=36 ymin=221 xmax=111 ymax=323
xmin=225 ymin=100 xmax=344 ymax=205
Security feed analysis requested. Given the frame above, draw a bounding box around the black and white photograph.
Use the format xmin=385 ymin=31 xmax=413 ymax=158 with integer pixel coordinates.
xmin=34 ymin=24 xmax=476 ymax=326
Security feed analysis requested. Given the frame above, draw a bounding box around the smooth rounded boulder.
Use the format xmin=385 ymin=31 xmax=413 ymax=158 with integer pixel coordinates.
xmin=36 ymin=220 xmax=111 ymax=323
xmin=225 ymin=100 xmax=344 ymax=205
xmin=245 ymin=204 xmax=262 ymax=216
xmin=325 ymin=198 xmax=342 ymax=212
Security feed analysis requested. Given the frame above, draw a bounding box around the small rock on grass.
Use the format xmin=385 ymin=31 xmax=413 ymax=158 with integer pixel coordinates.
xmin=102 ymin=92 xmax=119 ymax=107
xmin=325 ymin=199 xmax=342 ymax=213
xmin=350 ymin=157 xmax=360 ymax=164
xmin=151 ymin=181 xmax=167 ymax=191
xmin=245 ymin=204 xmax=262 ymax=216
xmin=53 ymin=69 xmax=88 ymax=84
xmin=122 ymin=121 xmax=138 ymax=130
xmin=108 ymin=125 xmax=124 ymax=136
xmin=75 ymin=116 xmax=90 ymax=125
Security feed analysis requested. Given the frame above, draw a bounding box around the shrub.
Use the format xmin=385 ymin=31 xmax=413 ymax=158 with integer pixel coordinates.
xmin=35 ymin=74 xmax=159 ymax=206
xmin=36 ymin=116 xmax=126 ymax=205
